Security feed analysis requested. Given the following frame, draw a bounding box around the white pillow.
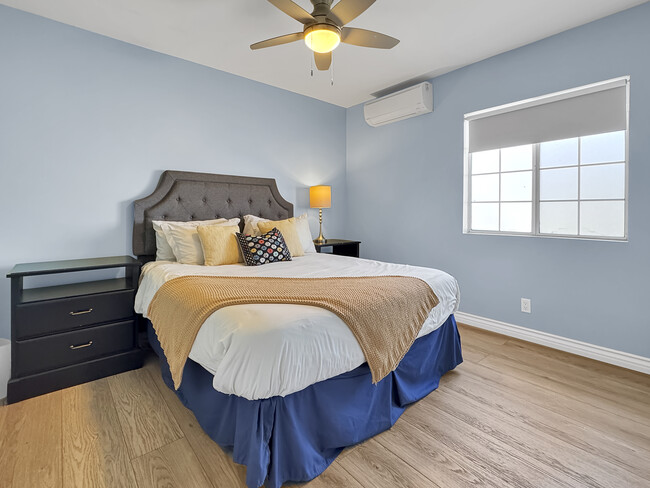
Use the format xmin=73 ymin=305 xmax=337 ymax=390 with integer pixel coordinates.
xmin=242 ymin=214 xmax=267 ymax=237
xmin=243 ymin=214 xmax=316 ymax=253
xmin=161 ymin=218 xmax=240 ymax=265
xmin=152 ymin=218 xmax=226 ymax=261
xmin=294 ymin=215 xmax=317 ymax=253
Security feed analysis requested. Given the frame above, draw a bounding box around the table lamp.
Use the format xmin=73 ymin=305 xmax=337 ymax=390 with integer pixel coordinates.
xmin=309 ymin=185 xmax=331 ymax=244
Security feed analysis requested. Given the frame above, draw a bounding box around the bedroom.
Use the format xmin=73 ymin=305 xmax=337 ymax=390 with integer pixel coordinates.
xmin=0 ymin=0 xmax=649 ymax=487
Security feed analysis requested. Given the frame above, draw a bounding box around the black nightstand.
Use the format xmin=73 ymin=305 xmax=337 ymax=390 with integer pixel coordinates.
xmin=6 ymin=256 xmax=143 ymax=403
xmin=314 ymin=239 xmax=361 ymax=258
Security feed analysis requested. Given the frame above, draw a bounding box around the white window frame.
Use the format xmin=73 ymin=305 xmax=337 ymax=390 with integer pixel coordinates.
xmin=462 ymin=77 xmax=630 ymax=242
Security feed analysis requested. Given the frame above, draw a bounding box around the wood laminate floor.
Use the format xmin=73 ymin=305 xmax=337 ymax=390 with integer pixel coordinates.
xmin=1 ymin=323 xmax=649 ymax=488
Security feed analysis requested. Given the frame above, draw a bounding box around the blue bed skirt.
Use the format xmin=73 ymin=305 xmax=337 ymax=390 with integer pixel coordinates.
xmin=148 ymin=314 xmax=462 ymax=488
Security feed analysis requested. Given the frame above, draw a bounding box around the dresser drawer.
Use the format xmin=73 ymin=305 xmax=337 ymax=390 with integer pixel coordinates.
xmin=14 ymin=290 xmax=134 ymax=339
xmin=13 ymin=320 xmax=135 ymax=377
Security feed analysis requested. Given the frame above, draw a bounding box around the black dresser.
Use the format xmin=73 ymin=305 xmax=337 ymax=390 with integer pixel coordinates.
xmin=6 ymin=256 xmax=143 ymax=403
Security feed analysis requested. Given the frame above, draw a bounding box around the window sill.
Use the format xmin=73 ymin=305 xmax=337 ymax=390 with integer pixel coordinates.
xmin=463 ymin=230 xmax=628 ymax=243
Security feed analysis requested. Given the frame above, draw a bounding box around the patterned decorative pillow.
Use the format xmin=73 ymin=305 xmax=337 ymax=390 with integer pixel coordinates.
xmin=236 ymin=227 xmax=292 ymax=266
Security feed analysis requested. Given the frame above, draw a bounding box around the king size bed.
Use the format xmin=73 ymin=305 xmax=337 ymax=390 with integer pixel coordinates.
xmin=133 ymin=170 xmax=462 ymax=488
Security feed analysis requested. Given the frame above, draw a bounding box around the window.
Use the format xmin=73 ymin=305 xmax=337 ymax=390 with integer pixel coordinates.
xmin=463 ymin=77 xmax=629 ymax=240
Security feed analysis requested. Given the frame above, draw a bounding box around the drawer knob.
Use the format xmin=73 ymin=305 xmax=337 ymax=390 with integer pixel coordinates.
xmin=70 ymin=341 xmax=93 ymax=350
xmin=69 ymin=308 xmax=93 ymax=316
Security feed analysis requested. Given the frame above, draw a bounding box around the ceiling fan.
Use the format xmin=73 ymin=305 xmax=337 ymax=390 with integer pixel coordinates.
xmin=250 ymin=0 xmax=399 ymax=71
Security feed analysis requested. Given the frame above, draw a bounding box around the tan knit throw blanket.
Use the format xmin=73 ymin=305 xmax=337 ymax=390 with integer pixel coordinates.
xmin=148 ymin=275 xmax=439 ymax=390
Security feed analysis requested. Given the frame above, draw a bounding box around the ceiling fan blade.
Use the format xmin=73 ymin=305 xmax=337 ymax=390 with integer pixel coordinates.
xmin=267 ymin=0 xmax=315 ymax=24
xmin=314 ymin=51 xmax=332 ymax=71
xmin=341 ymin=27 xmax=399 ymax=49
xmin=330 ymin=0 xmax=375 ymax=25
xmin=250 ymin=32 xmax=304 ymax=50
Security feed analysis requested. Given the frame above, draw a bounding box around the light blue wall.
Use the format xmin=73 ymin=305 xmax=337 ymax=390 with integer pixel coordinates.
xmin=346 ymin=3 xmax=650 ymax=357
xmin=0 ymin=6 xmax=347 ymax=339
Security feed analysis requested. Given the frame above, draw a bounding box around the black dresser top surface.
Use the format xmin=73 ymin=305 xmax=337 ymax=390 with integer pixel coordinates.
xmin=8 ymin=255 xmax=139 ymax=278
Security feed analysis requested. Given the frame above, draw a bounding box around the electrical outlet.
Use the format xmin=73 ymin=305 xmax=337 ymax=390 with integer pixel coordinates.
xmin=521 ymin=298 xmax=531 ymax=314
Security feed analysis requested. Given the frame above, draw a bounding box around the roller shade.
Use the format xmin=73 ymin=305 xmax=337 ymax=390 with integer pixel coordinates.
xmin=466 ymin=77 xmax=628 ymax=153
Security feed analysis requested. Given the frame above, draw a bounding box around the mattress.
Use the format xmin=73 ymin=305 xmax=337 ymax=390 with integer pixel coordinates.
xmin=135 ymin=253 xmax=460 ymax=400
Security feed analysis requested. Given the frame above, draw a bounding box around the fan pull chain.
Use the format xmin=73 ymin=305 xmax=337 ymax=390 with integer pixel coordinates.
xmin=330 ymin=57 xmax=334 ymax=86
xmin=310 ymin=50 xmax=314 ymax=77
xmin=307 ymin=35 xmax=314 ymax=77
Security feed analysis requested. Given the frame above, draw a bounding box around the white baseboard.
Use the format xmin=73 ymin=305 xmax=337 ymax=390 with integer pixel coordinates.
xmin=454 ymin=311 xmax=650 ymax=375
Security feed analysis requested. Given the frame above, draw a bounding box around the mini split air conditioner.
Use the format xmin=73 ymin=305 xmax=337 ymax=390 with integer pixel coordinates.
xmin=364 ymin=82 xmax=433 ymax=127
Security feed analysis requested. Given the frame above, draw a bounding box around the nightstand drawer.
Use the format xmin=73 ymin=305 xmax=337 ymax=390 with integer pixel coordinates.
xmin=313 ymin=239 xmax=361 ymax=258
xmin=13 ymin=320 xmax=135 ymax=377
xmin=14 ymin=290 xmax=134 ymax=339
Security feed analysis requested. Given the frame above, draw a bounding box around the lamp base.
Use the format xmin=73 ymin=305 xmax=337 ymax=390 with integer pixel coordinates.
xmin=314 ymin=208 xmax=326 ymax=244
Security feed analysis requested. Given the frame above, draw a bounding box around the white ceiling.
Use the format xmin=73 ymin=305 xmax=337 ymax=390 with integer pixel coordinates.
xmin=2 ymin=0 xmax=647 ymax=107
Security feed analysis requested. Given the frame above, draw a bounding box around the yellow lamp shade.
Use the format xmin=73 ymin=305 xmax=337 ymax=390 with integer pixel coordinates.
xmin=310 ymin=185 xmax=331 ymax=208
xmin=304 ymin=24 xmax=341 ymax=54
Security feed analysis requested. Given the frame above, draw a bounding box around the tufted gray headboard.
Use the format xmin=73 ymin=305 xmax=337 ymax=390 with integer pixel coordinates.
xmin=133 ymin=171 xmax=293 ymax=261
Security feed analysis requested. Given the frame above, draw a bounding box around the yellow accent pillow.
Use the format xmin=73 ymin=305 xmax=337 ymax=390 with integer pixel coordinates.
xmin=257 ymin=218 xmax=305 ymax=257
xmin=197 ymin=224 xmax=242 ymax=266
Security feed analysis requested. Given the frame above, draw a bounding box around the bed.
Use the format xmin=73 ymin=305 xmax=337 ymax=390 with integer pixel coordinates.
xmin=133 ymin=170 xmax=462 ymax=488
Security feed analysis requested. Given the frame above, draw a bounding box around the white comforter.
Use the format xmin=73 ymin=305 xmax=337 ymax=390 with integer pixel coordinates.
xmin=135 ymin=253 xmax=460 ymax=400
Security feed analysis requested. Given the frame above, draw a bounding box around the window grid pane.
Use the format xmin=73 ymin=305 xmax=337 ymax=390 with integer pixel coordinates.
xmin=580 ymin=201 xmax=625 ymax=237
xmin=471 ymin=149 xmax=500 ymax=174
xmin=580 ymin=163 xmax=625 ymax=200
xmin=540 ymin=167 xmax=578 ymax=201
xmin=501 ymin=171 xmax=532 ymax=202
xmin=469 ymin=130 xmax=626 ymax=239
xmin=540 ymin=137 xmax=578 ymax=168
xmin=501 ymin=144 xmax=533 ymax=172
xmin=501 ymin=202 xmax=532 ymax=233
xmin=580 ymin=130 xmax=626 ymax=165
xmin=471 ymin=174 xmax=500 ymax=202
xmin=540 ymin=202 xmax=578 ymax=235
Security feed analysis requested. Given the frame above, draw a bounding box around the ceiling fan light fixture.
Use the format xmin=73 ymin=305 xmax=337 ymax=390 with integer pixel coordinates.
xmin=304 ymin=24 xmax=340 ymax=53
